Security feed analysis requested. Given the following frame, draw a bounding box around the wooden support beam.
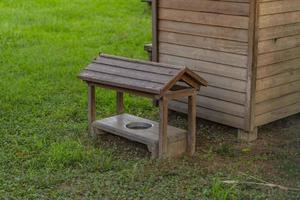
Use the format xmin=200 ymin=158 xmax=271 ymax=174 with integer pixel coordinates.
xmin=159 ymin=96 xmax=168 ymax=157
xmin=165 ymin=88 xmax=196 ymax=100
xmin=187 ymin=92 xmax=197 ymax=156
xmin=116 ymin=92 xmax=124 ymax=114
xmin=88 ymin=84 xmax=96 ymax=135
xmin=238 ymin=128 xmax=258 ymax=142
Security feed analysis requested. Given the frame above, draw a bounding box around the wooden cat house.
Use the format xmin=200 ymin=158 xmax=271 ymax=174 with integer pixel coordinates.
xmin=146 ymin=0 xmax=300 ymax=141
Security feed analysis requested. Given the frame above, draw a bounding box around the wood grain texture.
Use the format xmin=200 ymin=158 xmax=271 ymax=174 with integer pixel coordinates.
xmin=258 ymin=34 xmax=300 ymax=54
xmin=92 ymin=114 xmax=187 ymax=158
xmin=159 ymin=20 xmax=249 ymax=42
xmin=255 ymin=80 xmax=300 ymax=103
xmin=159 ymin=0 xmax=250 ymax=16
xmin=159 ymin=31 xmax=248 ymax=55
xmin=259 ymin=0 xmax=300 ymax=15
xmin=258 ymin=23 xmax=300 ymax=41
xmin=159 ymin=97 xmax=169 ymax=157
xmin=88 ymin=84 xmax=96 ymax=135
xmin=159 ymin=43 xmax=248 ymax=68
xmin=79 ymin=54 xmax=207 ymax=96
xmin=254 ymin=1 xmax=300 ymax=126
xmin=159 ymin=8 xmax=249 ymax=29
xmin=155 ymin=0 xmax=251 ymax=130
xmin=169 ymin=100 xmax=245 ymax=129
xmin=255 ymin=102 xmax=300 ymax=126
xmin=116 ymin=92 xmax=124 ymax=114
xmin=187 ymin=93 xmax=196 ymax=156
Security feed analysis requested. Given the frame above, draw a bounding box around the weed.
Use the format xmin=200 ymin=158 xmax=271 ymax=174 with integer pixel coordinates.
xmin=210 ymin=178 xmax=238 ymax=200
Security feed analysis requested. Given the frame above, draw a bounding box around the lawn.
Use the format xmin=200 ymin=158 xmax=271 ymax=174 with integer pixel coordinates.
xmin=0 ymin=0 xmax=299 ymax=199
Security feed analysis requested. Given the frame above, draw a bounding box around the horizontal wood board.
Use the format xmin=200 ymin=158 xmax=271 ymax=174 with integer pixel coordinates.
xmin=157 ymin=0 xmax=251 ymax=129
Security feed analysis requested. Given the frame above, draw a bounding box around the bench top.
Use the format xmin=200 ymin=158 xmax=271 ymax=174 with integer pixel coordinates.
xmin=78 ymin=54 xmax=207 ymax=96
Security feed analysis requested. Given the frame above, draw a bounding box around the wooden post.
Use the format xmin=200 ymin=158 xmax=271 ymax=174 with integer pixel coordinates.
xmin=116 ymin=92 xmax=124 ymax=114
xmin=88 ymin=84 xmax=96 ymax=135
xmin=159 ymin=96 xmax=168 ymax=157
xmin=187 ymin=92 xmax=196 ymax=156
xmin=238 ymin=128 xmax=258 ymax=142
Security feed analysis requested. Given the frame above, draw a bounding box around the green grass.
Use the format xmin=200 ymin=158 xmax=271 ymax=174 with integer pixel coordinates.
xmin=1 ymin=0 xmax=300 ymax=199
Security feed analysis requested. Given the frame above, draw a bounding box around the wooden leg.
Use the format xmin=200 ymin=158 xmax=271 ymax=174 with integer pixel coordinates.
xmin=187 ymin=93 xmax=196 ymax=156
xmin=159 ymin=96 xmax=168 ymax=157
xmin=238 ymin=127 xmax=258 ymax=142
xmin=116 ymin=92 xmax=124 ymax=114
xmin=147 ymin=144 xmax=158 ymax=159
xmin=88 ymin=84 xmax=96 ymax=135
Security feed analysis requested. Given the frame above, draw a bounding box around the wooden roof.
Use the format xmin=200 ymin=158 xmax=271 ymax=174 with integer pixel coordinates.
xmin=78 ymin=54 xmax=207 ymax=96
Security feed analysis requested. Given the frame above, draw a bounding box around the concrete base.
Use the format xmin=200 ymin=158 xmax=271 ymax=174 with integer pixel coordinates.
xmin=238 ymin=128 xmax=258 ymax=142
xmin=92 ymin=113 xmax=187 ymax=158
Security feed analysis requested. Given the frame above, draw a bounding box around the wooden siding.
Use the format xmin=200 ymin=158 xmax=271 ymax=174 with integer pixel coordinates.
xmin=255 ymin=0 xmax=300 ymax=126
xmin=157 ymin=0 xmax=251 ymax=128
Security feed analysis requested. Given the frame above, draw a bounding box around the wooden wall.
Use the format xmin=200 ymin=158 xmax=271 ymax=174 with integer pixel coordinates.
xmin=254 ymin=0 xmax=300 ymax=126
xmin=156 ymin=0 xmax=251 ymax=129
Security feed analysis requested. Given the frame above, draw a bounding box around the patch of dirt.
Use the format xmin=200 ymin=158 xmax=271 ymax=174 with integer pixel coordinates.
xmin=91 ymin=112 xmax=300 ymax=187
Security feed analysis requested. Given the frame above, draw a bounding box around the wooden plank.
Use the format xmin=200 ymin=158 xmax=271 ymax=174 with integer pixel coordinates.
xmin=159 ymin=8 xmax=249 ymax=29
xmin=79 ymin=70 xmax=163 ymax=94
xmin=169 ymin=100 xmax=245 ymax=129
xmin=91 ymin=82 xmax=156 ymax=99
xmin=175 ymin=82 xmax=247 ymax=105
xmin=187 ymin=93 xmax=196 ymax=156
xmin=159 ymin=31 xmax=248 ymax=55
xmin=255 ymin=80 xmax=300 ymax=103
xmin=95 ymin=57 xmax=180 ymax=76
xmin=200 ymin=86 xmax=246 ymax=105
xmin=159 ymin=0 xmax=250 ymax=16
xmin=258 ymin=23 xmax=300 ymax=41
xmin=159 ymin=96 xmax=169 ymax=157
xmin=159 ymin=20 xmax=249 ymax=42
xmin=259 ymin=0 xmax=300 ymax=15
xmin=165 ymin=88 xmax=195 ymax=100
xmin=255 ymin=102 xmax=300 ymax=126
xmin=174 ymin=72 xmax=247 ymax=93
xmin=256 ymin=68 xmax=300 ymax=91
xmin=152 ymin=0 xmax=158 ymax=61
xmin=257 ymin=58 xmax=300 ymax=79
xmin=99 ymin=54 xmax=183 ymax=70
xmin=88 ymin=84 xmax=96 ymax=135
xmin=159 ymin=54 xmax=248 ymax=80
xmin=258 ymin=34 xmax=300 ymax=54
xmin=159 ymin=43 xmax=248 ymax=68
xmin=92 ymin=113 xmax=186 ymax=145
xmin=255 ymin=92 xmax=300 ymax=115
xmin=179 ymin=95 xmax=246 ymax=117
xmin=259 ymin=11 xmax=300 ymax=28
xmin=244 ymin=0 xmax=258 ymax=132
xmin=116 ymin=92 xmax=124 ymax=114
xmin=87 ymin=63 xmax=173 ymax=84
xmin=195 ymin=72 xmax=247 ymax=93
xmin=257 ymin=46 xmax=300 ymax=67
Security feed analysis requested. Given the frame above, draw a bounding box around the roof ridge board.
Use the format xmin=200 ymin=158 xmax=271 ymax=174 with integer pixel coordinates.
xmin=99 ymin=53 xmax=184 ymax=70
